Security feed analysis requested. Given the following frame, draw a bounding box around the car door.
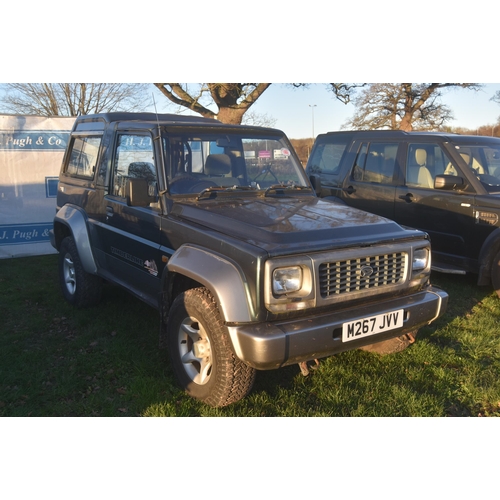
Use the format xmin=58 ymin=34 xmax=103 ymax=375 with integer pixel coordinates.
xmin=339 ymin=140 xmax=401 ymax=220
xmin=99 ymin=131 xmax=163 ymax=305
xmin=394 ymin=142 xmax=475 ymax=268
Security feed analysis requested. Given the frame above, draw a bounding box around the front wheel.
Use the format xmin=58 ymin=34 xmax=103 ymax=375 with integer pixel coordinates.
xmin=167 ymin=287 xmax=256 ymax=407
xmin=58 ymin=236 xmax=102 ymax=307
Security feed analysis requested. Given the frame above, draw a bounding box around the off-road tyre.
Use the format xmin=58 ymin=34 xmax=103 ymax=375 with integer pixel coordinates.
xmin=359 ymin=330 xmax=418 ymax=355
xmin=58 ymin=236 xmax=102 ymax=308
xmin=167 ymin=287 xmax=256 ymax=407
xmin=491 ymin=250 xmax=500 ymax=298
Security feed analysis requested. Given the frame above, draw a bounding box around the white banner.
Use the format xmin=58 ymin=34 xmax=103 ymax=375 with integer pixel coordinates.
xmin=0 ymin=115 xmax=75 ymax=258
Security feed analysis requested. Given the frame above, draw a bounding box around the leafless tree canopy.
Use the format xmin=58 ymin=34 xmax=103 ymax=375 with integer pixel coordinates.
xmin=0 ymin=83 xmax=151 ymax=116
xmin=241 ymin=110 xmax=277 ymax=128
xmin=340 ymin=83 xmax=482 ymax=131
xmin=153 ymin=83 xmax=271 ymax=124
xmin=327 ymin=83 xmax=367 ymax=104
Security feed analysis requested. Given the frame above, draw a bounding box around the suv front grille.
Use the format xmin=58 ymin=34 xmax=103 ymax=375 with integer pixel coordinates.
xmin=319 ymin=252 xmax=406 ymax=297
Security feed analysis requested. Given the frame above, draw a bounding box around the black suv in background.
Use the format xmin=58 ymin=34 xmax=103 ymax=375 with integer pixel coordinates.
xmin=306 ymin=131 xmax=500 ymax=296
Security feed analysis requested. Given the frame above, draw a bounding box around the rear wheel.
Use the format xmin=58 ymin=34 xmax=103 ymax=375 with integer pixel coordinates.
xmin=491 ymin=250 xmax=500 ymax=298
xmin=58 ymin=236 xmax=102 ymax=307
xmin=167 ymin=287 xmax=256 ymax=407
xmin=359 ymin=331 xmax=418 ymax=355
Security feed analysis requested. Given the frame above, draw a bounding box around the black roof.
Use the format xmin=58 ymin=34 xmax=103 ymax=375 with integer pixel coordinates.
xmin=318 ymin=129 xmax=500 ymax=144
xmin=320 ymin=130 xmax=459 ymax=138
xmin=72 ymin=112 xmax=285 ymax=135
xmin=74 ymin=112 xmax=219 ymax=125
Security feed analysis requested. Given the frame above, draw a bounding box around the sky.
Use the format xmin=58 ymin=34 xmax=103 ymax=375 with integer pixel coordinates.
xmin=148 ymin=83 xmax=500 ymax=139
xmin=2 ymin=83 xmax=499 ymax=140
xmin=216 ymin=83 xmax=500 ymax=139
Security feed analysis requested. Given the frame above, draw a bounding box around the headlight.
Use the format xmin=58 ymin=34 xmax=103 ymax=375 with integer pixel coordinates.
xmin=265 ymin=258 xmax=315 ymax=312
xmin=273 ymin=266 xmax=303 ymax=295
xmin=412 ymin=247 xmax=430 ymax=272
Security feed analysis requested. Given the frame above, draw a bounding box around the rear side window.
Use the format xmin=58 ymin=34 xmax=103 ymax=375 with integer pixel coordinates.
xmin=352 ymin=142 xmax=398 ymax=184
xmin=65 ymin=135 xmax=102 ymax=178
xmin=308 ymin=140 xmax=349 ymax=175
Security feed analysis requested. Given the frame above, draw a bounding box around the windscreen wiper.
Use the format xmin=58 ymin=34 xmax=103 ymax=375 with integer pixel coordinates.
xmin=263 ymin=184 xmax=313 ymax=197
xmin=196 ymin=185 xmax=257 ymax=201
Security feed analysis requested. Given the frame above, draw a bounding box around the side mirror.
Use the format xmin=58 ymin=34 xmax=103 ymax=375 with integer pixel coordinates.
xmin=309 ymin=175 xmax=322 ymax=195
xmin=434 ymin=174 xmax=465 ymax=190
xmin=126 ymin=178 xmax=156 ymax=207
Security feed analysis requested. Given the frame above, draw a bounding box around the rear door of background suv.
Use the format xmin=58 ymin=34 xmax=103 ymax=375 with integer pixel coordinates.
xmin=338 ymin=138 xmax=403 ymax=220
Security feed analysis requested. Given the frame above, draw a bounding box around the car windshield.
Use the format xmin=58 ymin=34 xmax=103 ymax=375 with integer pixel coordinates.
xmin=163 ymin=131 xmax=310 ymax=196
xmin=451 ymin=142 xmax=500 ymax=192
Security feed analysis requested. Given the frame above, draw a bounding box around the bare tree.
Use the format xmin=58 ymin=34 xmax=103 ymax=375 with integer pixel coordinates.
xmin=0 ymin=83 xmax=151 ymax=116
xmin=153 ymin=83 xmax=271 ymax=124
xmin=340 ymin=83 xmax=482 ymax=131
xmin=154 ymin=83 xmax=368 ymax=126
xmin=241 ymin=110 xmax=277 ymax=128
xmin=327 ymin=83 xmax=367 ymax=104
xmin=491 ymin=90 xmax=500 ymax=127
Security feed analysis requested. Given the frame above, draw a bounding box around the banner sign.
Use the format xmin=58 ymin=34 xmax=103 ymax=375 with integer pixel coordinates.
xmin=0 ymin=222 xmax=53 ymax=244
xmin=0 ymin=131 xmax=69 ymax=151
xmin=0 ymin=115 xmax=76 ymax=258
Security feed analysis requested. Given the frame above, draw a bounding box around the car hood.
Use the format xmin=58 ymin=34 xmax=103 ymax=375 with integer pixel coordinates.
xmin=171 ymin=196 xmax=423 ymax=255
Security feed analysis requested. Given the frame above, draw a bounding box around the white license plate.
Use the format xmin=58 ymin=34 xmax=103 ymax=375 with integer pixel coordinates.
xmin=342 ymin=309 xmax=404 ymax=342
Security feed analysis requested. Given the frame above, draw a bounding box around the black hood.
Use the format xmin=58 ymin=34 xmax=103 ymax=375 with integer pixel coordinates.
xmin=171 ymin=196 xmax=423 ymax=256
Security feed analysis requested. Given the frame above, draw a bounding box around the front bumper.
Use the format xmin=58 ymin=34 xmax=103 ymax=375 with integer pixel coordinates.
xmin=227 ymin=286 xmax=448 ymax=370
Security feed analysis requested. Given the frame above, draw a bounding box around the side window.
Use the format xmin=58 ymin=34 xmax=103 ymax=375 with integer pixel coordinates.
xmin=308 ymin=140 xmax=349 ymax=175
xmin=406 ymin=143 xmax=454 ymax=189
xmin=452 ymin=147 xmax=485 ymax=175
xmin=351 ymin=142 xmax=398 ymax=184
xmin=112 ymin=134 xmax=157 ymax=199
xmin=65 ymin=135 xmax=102 ymax=178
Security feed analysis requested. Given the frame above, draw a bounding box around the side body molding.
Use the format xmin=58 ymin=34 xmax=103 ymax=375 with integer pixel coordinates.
xmin=53 ymin=205 xmax=97 ymax=274
xmin=167 ymin=244 xmax=255 ymax=323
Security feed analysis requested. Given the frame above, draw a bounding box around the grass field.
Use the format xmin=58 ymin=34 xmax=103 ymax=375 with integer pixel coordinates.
xmin=1 ymin=254 xmax=499 ymax=417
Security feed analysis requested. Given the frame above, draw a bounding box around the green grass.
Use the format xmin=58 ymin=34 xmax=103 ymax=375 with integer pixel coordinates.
xmin=1 ymin=254 xmax=499 ymax=417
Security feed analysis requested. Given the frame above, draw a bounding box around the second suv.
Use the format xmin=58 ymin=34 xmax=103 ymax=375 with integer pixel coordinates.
xmin=306 ymin=130 xmax=500 ymax=296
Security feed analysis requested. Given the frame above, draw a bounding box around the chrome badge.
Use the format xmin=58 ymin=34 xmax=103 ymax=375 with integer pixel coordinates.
xmin=359 ymin=265 xmax=375 ymax=278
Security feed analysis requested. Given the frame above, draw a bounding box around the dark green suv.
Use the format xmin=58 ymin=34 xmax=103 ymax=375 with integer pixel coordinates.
xmin=306 ymin=131 xmax=500 ymax=296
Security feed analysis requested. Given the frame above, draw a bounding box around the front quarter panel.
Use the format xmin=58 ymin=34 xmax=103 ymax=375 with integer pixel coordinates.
xmin=53 ymin=204 xmax=97 ymax=274
xmin=167 ymin=244 xmax=256 ymax=323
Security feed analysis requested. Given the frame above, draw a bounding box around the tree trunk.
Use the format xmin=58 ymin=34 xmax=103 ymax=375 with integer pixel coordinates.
xmin=216 ymin=107 xmax=246 ymax=124
xmin=399 ymin=114 xmax=413 ymax=131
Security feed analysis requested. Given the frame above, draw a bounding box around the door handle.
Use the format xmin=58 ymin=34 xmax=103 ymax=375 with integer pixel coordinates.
xmin=398 ymin=193 xmax=414 ymax=203
xmin=106 ymin=206 xmax=114 ymax=217
xmin=343 ymin=185 xmax=356 ymax=195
